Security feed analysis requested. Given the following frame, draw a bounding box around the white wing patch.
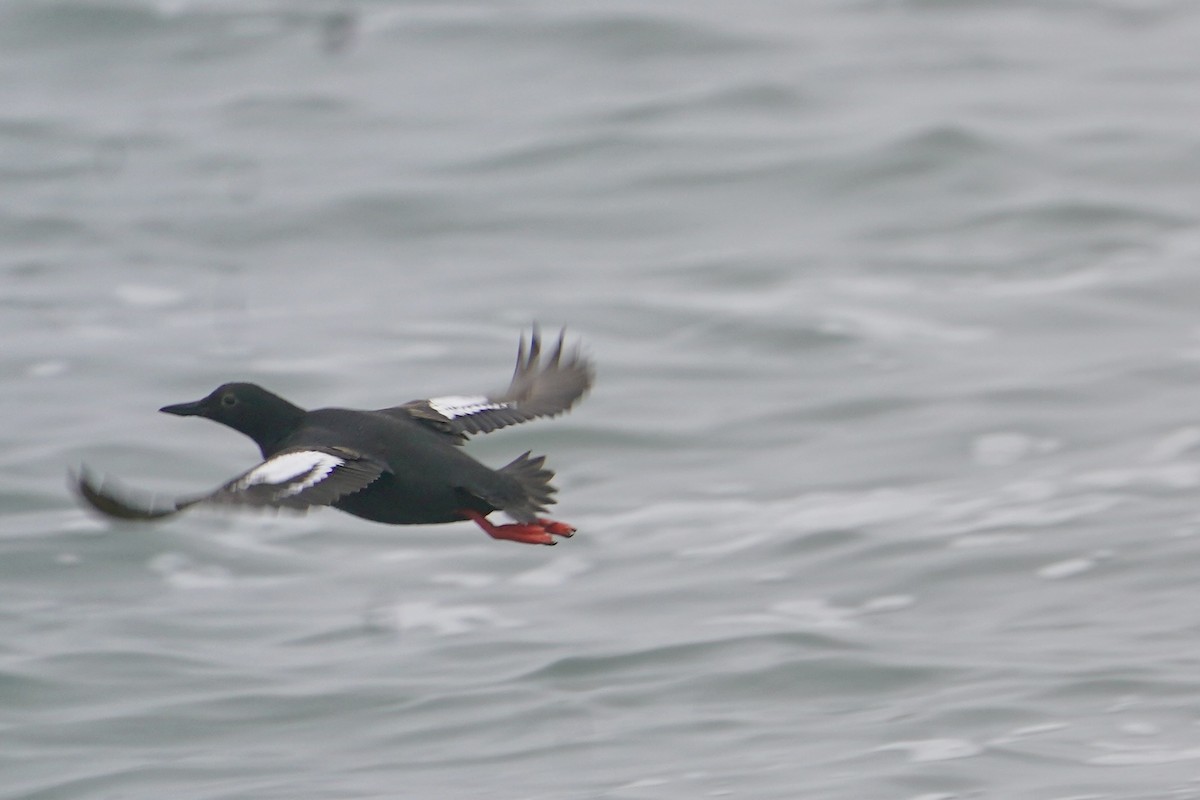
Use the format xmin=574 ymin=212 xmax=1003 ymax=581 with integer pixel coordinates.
xmin=236 ymin=450 xmax=344 ymax=497
xmin=428 ymin=395 xmax=510 ymax=420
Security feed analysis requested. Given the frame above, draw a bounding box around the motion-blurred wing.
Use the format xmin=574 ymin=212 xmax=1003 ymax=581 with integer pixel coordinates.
xmin=75 ymin=446 xmax=385 ymax=521
xmin=387 ymin=327 xmax=593 ymax=443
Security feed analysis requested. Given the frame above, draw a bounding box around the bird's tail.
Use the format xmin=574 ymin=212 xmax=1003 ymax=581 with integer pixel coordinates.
xmin=497 ymin=451 xmax=557 ymax=522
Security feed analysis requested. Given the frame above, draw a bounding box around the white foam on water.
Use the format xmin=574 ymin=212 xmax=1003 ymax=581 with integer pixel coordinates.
xmin=1089 ymin=745 xmax=1200 ymax=766
xmin=114 ymin=284 xmax=184 ymax=307
xmin=678 ymin=531 xmax=775 ymax=558
xmin=770 ymin=598 xmax=859 ymax=629
xmin=819 ymin=305 xmax=993 ymax=344
xmin=390 ymin=600 xmax=524 ymax=636
xmin=875 ymin=738 xmax=983 ymax=762
xmin=1038 ymin=558 xmax=1098 ymax=580
xmin=430 ymin=572 xmax=496 ymax=588
xmin=1074 ymin=463 xmax=1200 ymax=490
xmin=709 ymin=594 xmax=913 ymax=629
xmin=511 ymin=555 xmax=591 ymax=587
xmin=951 ymin=532 xmax=1031 ymax=548
xmin=972 ymin=432 xmax=1060 ymax=467
xmin=1144 ymin=426 xmax=1200 ymax=462
xmin=935 ymin=494 xmax=1122 ymax=537
xmin=860 ymin=594 xmax=915 ymax=614
xmin=26 ymin=360 xmax=69 ymax=378
xmin=989 ymin=722 xmax=1071 ymax=745
xmin=147 ymin=553 xmax=233 ymax=590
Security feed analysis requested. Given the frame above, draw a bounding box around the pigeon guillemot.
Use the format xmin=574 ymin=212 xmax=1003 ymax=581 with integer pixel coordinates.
xmin=75 ymin=328 xmax=593 ymax=545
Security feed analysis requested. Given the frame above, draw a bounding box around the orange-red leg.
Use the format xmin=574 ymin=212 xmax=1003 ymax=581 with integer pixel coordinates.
xmin=460 ymin=510 xmax=575 ymax=545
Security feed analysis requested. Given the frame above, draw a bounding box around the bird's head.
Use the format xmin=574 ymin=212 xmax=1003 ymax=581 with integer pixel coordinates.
xmin=161 ymin=382 xmax=304 ymax=452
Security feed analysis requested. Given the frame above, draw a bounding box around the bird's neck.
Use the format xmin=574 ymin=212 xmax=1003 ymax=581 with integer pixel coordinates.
xmin=245 ymin=403 xmax=307 ymax=457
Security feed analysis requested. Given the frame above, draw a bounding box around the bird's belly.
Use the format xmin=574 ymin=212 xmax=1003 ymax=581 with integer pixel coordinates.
xmin=332 ymin=475 xmax=490 ymax=525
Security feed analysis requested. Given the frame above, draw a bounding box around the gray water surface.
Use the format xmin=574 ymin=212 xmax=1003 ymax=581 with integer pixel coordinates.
xmin=5 ymin=2 xmax=1200 ymax=798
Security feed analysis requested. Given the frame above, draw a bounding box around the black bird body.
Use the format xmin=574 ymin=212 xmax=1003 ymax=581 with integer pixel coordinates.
xmin=76 ymin=328 xmax=592 ymax=545
xmin=270 ymin=407 xmax=529 ymax=525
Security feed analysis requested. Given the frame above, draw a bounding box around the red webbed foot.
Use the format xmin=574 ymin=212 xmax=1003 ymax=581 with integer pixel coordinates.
xmin=460 ymin=510 xmax=575 ymax=546
xmin=536 ymin=518 xmax=575 ymax=537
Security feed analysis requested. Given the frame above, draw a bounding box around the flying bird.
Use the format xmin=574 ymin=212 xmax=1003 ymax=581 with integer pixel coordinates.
xmin=75 ymin=327 xmax=592 ymax=545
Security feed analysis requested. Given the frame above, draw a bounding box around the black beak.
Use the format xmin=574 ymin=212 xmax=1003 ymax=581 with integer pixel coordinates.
xmin=160 ymin=399 xmax=206 ymax=417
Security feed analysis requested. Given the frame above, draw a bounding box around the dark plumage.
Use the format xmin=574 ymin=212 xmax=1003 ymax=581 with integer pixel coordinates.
xmin=75 ymin=328 xmax=593 ymax=545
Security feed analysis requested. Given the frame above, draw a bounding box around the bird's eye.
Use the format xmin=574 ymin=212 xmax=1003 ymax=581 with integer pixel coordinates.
xmin=221 ymin=394 xmax=238 ymax=407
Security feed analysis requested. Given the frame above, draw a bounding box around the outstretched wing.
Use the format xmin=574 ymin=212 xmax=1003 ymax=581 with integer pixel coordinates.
xmin=385 ymin=326 xmax=594 ymax=443
xmin=74 ymin=446 xmax=385 ymax=522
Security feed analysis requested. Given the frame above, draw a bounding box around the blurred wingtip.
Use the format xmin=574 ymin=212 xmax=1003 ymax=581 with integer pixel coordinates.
xmin=71 ymin=465 xmax=179 ymax=522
